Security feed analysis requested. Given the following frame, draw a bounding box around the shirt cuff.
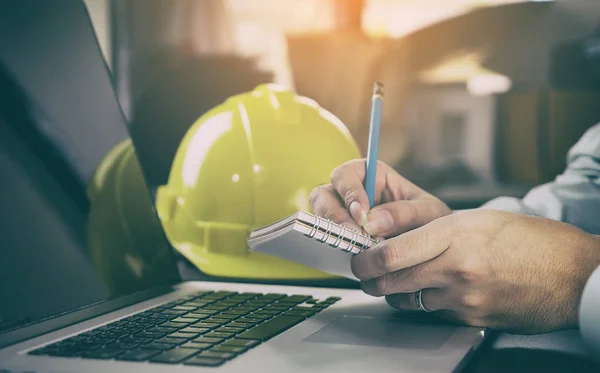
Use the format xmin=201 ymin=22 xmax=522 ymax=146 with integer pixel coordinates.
xmin=579 ymin=265 xmax=600 ymax=360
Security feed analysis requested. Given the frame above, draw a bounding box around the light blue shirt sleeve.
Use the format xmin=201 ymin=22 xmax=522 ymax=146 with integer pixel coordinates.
xmin=478 ymin=123 xmax=600 ymax=357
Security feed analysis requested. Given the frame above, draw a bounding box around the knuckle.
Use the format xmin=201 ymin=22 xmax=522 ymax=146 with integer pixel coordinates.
xmin=459 ymin=292 xmax=485 ymax=309
xmin=321 ymin=208 xmax=335 ymax=221
xmin=308 ymin=186 xmax=321 ymax=206
xmin=374 ymin=275 xmax=388 ymax=295
xmin=329 ymin=166 xmax=342 ymax=184
xmin=342 ymin=189 xmax=359 ymax=207
xmin=454 ymin=257 xmax=485 ymax=283
xmin=330 ymin=161 xmax=358 ymax=183
xmin=404 ymin=200 xmax=419 ymax=224
xmin=376 ymin=243 xmax=399 ymax=273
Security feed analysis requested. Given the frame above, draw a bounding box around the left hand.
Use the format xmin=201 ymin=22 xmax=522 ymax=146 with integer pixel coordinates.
xmin=351 ymin=209 xmax=600 ymax=334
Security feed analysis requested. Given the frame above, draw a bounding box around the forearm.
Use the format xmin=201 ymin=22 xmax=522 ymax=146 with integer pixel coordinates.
xmin=481 ymin=124 xmax=600 ymax=234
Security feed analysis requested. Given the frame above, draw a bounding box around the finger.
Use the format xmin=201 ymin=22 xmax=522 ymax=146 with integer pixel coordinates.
xmin=363 ymin=198 xmax=451 ymax=237
xmin=330 ymin=159 xmax=390 ymax=226
xmin=351 ymin=214 xmax=456 ymax=280
xmin=360 ymin=262 xmax=445 ymax=296
xmin=309 ymin=184 xmax=361 ymax=231
xmin=385 ymin=288 xmax=447 ymax=312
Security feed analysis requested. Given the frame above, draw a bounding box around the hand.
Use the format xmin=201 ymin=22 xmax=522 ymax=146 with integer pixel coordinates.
xmin=351 ymin=209 xmax=600 ymax=334
xmin=309 ymin=159 xmax=451 ymax=236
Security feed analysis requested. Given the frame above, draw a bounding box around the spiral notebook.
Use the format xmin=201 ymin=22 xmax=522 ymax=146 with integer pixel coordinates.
xmin=248 ymin=211 xmax=381 ymax=280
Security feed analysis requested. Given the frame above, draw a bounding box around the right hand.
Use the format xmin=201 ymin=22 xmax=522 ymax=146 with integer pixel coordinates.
xmin=309 ymin=159 xmax=452 ymax=237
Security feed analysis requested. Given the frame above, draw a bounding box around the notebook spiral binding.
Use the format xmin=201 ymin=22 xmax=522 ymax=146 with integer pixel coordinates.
xmin=307 ymin=214 xmax=379 ymax=253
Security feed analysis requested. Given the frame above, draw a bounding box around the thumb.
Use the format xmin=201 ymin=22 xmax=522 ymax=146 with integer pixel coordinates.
xmin=363 ymin=198 xmax=450 ymax=237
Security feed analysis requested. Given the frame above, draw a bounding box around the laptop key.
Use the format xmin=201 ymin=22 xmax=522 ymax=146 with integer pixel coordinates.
xmin=246 ymin=314 xmax=271 ymax=320
xmin=200 ymin=351 xmax=236 ymax=360
xmin=144 ymin=342 xmax=176 ymax=350
xmin=156 ymin=337 xmax=187 ymax=345
xmin=283 ymin=295 xmax=312 ymax=303
xmin=222 ymin=339 xmax=260 ymax=348
xmin=223 ymin=310 xmax=249 ymax=316
xmin=120 ymin=337 xmax=152 ymax=345
xmin=283 ymin=311 xmax=312 ymax=318
xmin=134 ymin=331 xmax=165 ymax=339
xmin=181 ymin=327 xmax=210 ymax=334
xmin=206 ymin=317 xmax=232 ymax=324
xmin=202 ymin=305 xmax=230 ymax=311
xmin=115 ymin=349 xmax=160 ymax=361
xmin=210 ymin=345 xmax=247 ymax=354
xmin=184 ymin=313 xmax=211 ymax=320
xmin=82 ymin=348 xmax=123 ymax=359
xmin=170 ymin=317 xmax=197 ymax=324
xmin=261 ymin=293 xmax=286 ymax=300
xmin=105 ymin=342 xmax=139 ymax=350
xmin=236 ymin=315 xmax=304 ymax=341
xmin=240 ymin=317 xmax=263 ymax=323
xmin=149 ymin=348 xmax=202 ymax=364
xmin=147 ymin=326 xmax=177 ymax=333
xmin=253 ymin=310 xmax=279 ymax=316
xmin=215 ymin=314 xmax=240 ymax=320
xmin=182 ymin=342 xmax=213 ymax=350
xmin=204 ymin=332 xmax=234 ymax=339
xmin=160 ymin=321 xmax=188 ymax=329
xmin=215 ymin=327 xmax=243 ymax=334
xmin=193 ymin=310 xmax=219 ymax=316
xmin=246 ymin=301 xmax=271 ymax=307
xmin=228 ymin=322 xmax=256 ymax=328
xmin=193 ymin=337 xmax=224 ymax=344
xmin=168 ymin=332 xmax=199 ymax=340
xmin=160 ymin=310 xmax=187 ymax=316
xmin=192 ymin=322 xmax=220 ymax=329
xmin=184 ymin=357 xmax=225 ymax=367
xmin=47 ymin=349 xmax=81 ymax=357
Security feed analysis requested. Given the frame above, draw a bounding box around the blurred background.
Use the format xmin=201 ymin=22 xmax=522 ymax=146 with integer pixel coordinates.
xmin=3 ymin=0 xmax=600 ymax=330
xmin=85 ymin=0 xmax=600 ymax=209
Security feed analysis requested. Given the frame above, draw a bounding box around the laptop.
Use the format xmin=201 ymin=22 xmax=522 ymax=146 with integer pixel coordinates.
xmin=0 ymin=1 xmax=487 ymax=372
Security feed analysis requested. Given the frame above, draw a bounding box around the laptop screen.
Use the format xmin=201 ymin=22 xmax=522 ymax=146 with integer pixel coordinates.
xmin=0 ymin=0 xmax=180 ymax=333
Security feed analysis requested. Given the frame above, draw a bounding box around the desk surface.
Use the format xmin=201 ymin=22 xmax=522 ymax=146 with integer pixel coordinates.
xmin=464 ymin=330 xmax=599 ymax=373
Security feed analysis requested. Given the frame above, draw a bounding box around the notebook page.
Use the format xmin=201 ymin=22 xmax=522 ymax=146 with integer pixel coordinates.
xmin=248 ymin=221 xmax=358 ymax=280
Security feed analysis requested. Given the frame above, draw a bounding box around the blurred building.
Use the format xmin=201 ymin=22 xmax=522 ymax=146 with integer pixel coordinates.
xmin=83 ymin=0 xmax=600 ymax=208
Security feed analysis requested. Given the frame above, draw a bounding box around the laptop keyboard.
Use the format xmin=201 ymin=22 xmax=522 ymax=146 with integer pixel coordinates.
xmin=28 ymin=291 xmax=341 ymax=367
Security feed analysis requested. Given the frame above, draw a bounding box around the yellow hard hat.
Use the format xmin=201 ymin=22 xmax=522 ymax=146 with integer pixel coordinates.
xmin=87 ymin=139 xmax=179 ymax=294
xmin=155 ymin=83 xmax=361 ymax=280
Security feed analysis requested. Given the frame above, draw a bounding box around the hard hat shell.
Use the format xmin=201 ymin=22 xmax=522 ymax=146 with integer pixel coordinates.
xmin=87 ymin=139 xmax=179 ymax=294
xmin=155 ymin=84 xmax=361 ymax=279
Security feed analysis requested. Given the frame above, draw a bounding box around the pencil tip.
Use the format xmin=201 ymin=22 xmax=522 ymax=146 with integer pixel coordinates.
xmin=373 ymin=81 xmax=384 ymax=96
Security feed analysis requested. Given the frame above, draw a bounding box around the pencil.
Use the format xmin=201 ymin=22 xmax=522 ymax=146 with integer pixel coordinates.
xmin=364 ymin=81 xmax=384 ymax=209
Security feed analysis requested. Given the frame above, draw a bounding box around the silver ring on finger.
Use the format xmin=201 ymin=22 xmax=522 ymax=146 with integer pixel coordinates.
xmin=416 ymin=289 xmax=433 ymax=312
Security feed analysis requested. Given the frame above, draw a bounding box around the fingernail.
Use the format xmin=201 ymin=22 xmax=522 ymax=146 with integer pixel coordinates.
xmin=349 ymin=201 xmax=368 ymax=227
xmin=364 ymin=209 xmax=393 ymax=236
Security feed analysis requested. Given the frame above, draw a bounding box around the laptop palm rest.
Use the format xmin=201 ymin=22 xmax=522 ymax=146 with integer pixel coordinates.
xmin=304 ymin=315 xmax=456 ymax=349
